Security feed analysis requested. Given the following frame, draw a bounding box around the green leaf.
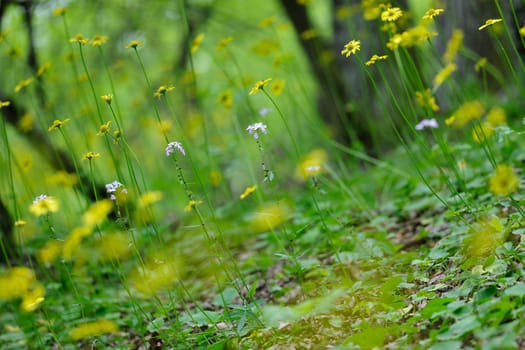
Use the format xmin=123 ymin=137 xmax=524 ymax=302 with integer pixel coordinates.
xmin=504 ymin=283 xmax=525 ymax=297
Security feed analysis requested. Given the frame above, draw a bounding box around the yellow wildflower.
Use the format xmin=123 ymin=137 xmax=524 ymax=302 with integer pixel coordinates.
xmin=486 ymin=106 xmax=506 ymax=127
xmin=125 ymin=40 xmax=143 ymax=49
xmin=443 ymin=30 xmax=463 ymax=63
xmin=128 ymin=255 xmax=183 ymax=296
xmin=95 ymin=232 xmax=131 ymax=262
xmin=270 ymin=79 xmax=285 ymax=96
xmin=36 ymin=62 xmax=51 ymax=77
xmin=386 ymin=34 xmax=403 ymax=50
xmin=433 ymin=62 xmax=457 ymax=89
xmin=296 ymin=148 xmax=327 ymax=181
xmin=15 ymin=220 xmax=26 ymax=227
xmin=422 ymin=8 xmax=444 ymax=21
xmin=218 ymin=90 xmax=233 ymax=108
xmin=381 ymin=7 xmax=402 ymax=22
xmin=475 ymin=57 xmax=488 ymax=72
xmin=90 ymin=35 xmax=108 ymax=46
xmin=216 ymin=36 xmax=233 ymax=50
xmin=249 ymin=78 xmax=272 ymax=95
xmin=472 ymin=122 xmax=493 ymax=143
xmin=0 ymin=100 xmax=10 ymax=108
xmin=52 ymin=7 xmax=66 ymax=16
xmin=69 ymin=319 xmax=119 ymax=340
xmin=445 ymin=116 xmax=456 ymax=126
xmin=341 ymin=40 xmax=360 ymax=57
xmin=184 ymin=199 xmax=203 ymax=212
xmin=489 ymin=164 xmax=518 ymax=196
xmin=251 ymin=202 xmax=292 ymax=233
xmin=400 ymin=26 xmax=437 ymax=47
xmin=138 ymin=191 xmax=163 ymax=208
xmin=240 ymin=185 xmax=257 ymax=200
xmin=191 ymin=33 xmax=204 ymax=53
xmin=69 ymin=33 xmax=88 ymax=44
xmin=18 ymin=113 xmax=34 ymax=132
xmin=448 ymin=100 xmax=484 ymax=128
xmin=259 ymin=16 xmax=277 ymax=28
xmin=38 ymin=240 xmax=63 ymax=266
xmin=478 ymin=18 xmax=503 ymax=31
xmin=365 ymin=54 xmax=388 ymax=66
xmin=82 ymin=151 xmax=100 ymax=160
xmin=101 ymin=94 xmax=113 ymax=104
xmin=15 ymin=78 xmax=33 ymax=93
xmin=97 ymin=121 xmax=111 ymax=136
xmin=46 ymin=171 xmax=78 ymax=187
xmin=62 ymin=226 xmax=93 ymax=260
xmin=0 ymin=267 xmax=35 ymax=300
xmin=29 ymin=195 xmax=59 ymax=217
xmin=21 ymin=283 xmax=45 ymax=312
xmin=210 ymin=170 xmax=222 ymax=186
xmin=154 ymin=85 xmax=175 ymax=99
xmin=301 ymin=29 xmax=317 ymax=40
xmin=415 ymin=89 xmax=439 ymax=112
xmin=48 ymin=118 xmax=70 ymax=132
xmin=520 ymin=23 xmax=525 ymax=37
xmin=83 ymin=200 xmax=113 ymax=228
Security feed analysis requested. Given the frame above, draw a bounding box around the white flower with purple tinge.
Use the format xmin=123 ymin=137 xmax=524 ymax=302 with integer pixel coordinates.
xmin=246 ymin=122 xmax=268 ymax=139
xmin=415 ymin=118 xmax=439 ymax=130
xmin=105 ymin=180 xmax=127 ymax=200
xmin=165 ymin=141 xmax=185 ymax=156
xmin=259 ymin=107 xmax=272 ymax=117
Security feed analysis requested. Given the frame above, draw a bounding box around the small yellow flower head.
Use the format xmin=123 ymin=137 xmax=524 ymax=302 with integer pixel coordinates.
xmin=82 ymin=151 xmax=100 ymax=160
xmin=218 ymin=90 xmax=233 ymax=108
xmin=47 ymin=118 xmax=70 ymax=132
xmin=365 ymin=54 xmax=388 ymax=66
xmin=52 ymin=7 xmax=66 ymax=16
xmin=83 ymin=200 xmax=113 ymax=228
xmin=69 ymin=33 xmax=88 ymax=44
xmin=113 ymin=129 xmax=122 ymax=144
xmin=296 ymin=148 xmax=327 ymax=181
xmin=101 ymin=94 xmax=113 ymax=105
xmin=251 ymin=202 xmax=292 ymax=233
xmin=18 ymin=113 xmax=34 ymax=132
xmin=217 ymin=36 xmax=233 ymax=50
xmin=184 ymin=199 xmax=203 ymax=212
xmin=300 ymin=29 xmax=317 ymax=40
xmin=97 ymin=121 xmax=111 ymax=136
xmin=138 ymin=191 xmax=163 ymax=208
xmin=96 ymin=232 xmax=132 ymax=261
xmin=433 ymin=63 xmax=457 ymax=89
xmin=210 ymin=170 xmax=222 ymax=186
xmin=422 ymin=8 xmax=444 ymax=21
xmin=259 ymin=16 xmax=277 ymax=28
xmin=486 ymin=106 xmax=506 ymax=127
xmin=249 ymin=78 xmax=272 ymax=95
xmin=62 ymin=226 xmax=92 ymax=260
xmin=478 ymin=18 xmax=503 ymax=31
xmin=191 ymin=33 xmax=205 ymax=53
xmin=240 ymin=185 xmax=257 ymax=200
xmin=128 ymin=254 xmax=183 ymax=296
xmin=489 ymin=164 xmax=519 ymax=196
xmin=443 ymin=30 xmax=463 ymax=64
xmin=69 ymin=319 xmax=119 ymax=341
xmin=154 ymin=85 xmax=175 ymax=99
xmin=15 ymin=220 xmax=26 ymax=227
xmin=475 ymin=57 xmax=488 ymax=72
xmin=270 ymin=79 xmax=285 ymax=96
xmin=0 ymin=100 xmax=11 ymax=108
xmin=0 ymin=267 xmax=36 ymax=300
xmin=472 ymin=122 xmax=493 ymax=143
xmin=36 ymin=62 xmax=51 ymax=77
xmin=90 ymin=35 xmax=108 ymax=46
xmin=448 ymin=100 xmax=484 ymax=128
xmin=381 ymin=7 xmax=403 ymax=22
xmin=386 ymin=34 xmax=403 ymax=50
xmin=29 ymin=195 xmax=59 ymax=217
xmin=21 ymin=283 xmax=45 ymax=312
xmin=38 ymin=240 xmax=63 ymax=266
xmin=15 ymin=78 xmax=33 ymax=93
xmin=46 ymin=171 xmax=78 ymax=187
xmin=415 ymin=89 xmax=440 ymax=112
xmin=125 ymin=40 xmax=143 ymax=49
xmin=520 ymin=23 xmax=525 ymax=37
xmin=341 ymin=40 xmax=361 ymax=57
